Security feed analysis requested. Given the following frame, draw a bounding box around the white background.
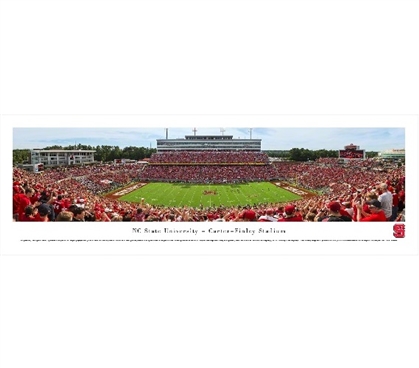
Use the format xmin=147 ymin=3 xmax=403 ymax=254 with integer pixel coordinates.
xmin=1 ymin=1 xmax=419 ymax=368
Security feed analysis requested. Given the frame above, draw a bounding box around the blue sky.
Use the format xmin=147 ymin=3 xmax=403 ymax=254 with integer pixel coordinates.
xmin=13 ymin=127 xmax=405 ymax=151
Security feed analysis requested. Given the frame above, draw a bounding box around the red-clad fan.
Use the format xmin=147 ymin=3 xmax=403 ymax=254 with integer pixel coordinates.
xmin=18 ymin=188 xmax=35 ymax=221
xmin=76 ymin=197 xmax=86 ymax=207
xmin=13 ymin=185 xmax=25 ymax=219
xmin=52 ymin=195 xmax=65 ymax=216
xmin=132 ymin=208 xmax=145 ymax=222
xmin=317 ymin=202 xmax=352 ymax=222
xmin=240 ymin=209 xmax=257 ymax=222
xmin=398 ymin=187 xmax=405 ymax=210
xmin=278 ymin=205 xmax=303 ymax=222
xmin=20 ymin=205 xmax=36 ymax=222
xmin=30 ymin=189 xmax=42 ymax=205
xmin=351 ymin=191 xmax=376 ymax=221
xmin=356 ymin=200 xmax=387 ymax=222
xmin=62 ymin=194 xmax=72 ymax=211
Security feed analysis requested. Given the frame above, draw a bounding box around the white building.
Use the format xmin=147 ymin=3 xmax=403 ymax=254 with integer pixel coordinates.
xmin=30 ymin=149 xmax=96 ymax=167
xmin=379 ymin=149 xmax=405 ymax=160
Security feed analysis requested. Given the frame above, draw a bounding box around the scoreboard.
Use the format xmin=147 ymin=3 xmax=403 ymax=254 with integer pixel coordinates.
xmin=338 ymin=149 xmax=365 ymax=159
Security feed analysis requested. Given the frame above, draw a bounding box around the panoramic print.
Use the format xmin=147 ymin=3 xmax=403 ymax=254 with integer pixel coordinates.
xmin=13 ymin=127 xmax=405 ymax=223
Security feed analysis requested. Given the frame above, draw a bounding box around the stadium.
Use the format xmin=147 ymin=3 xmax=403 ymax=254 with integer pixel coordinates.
xmin=13 ymin=129 xmax=405 ymax=222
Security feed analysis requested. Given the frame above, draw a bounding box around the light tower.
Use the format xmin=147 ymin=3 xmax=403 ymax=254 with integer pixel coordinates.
xmin=220 ymin=128 xmax=226 ymax=136
xmin=192 ymin=127 xmax=197 ymax=136
xmin=249 ymin=128 xmax=253 ymax=139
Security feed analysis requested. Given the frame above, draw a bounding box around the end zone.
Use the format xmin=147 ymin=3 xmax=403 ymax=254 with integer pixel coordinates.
xmin=105 ymin=182 xmax=148 ymax=199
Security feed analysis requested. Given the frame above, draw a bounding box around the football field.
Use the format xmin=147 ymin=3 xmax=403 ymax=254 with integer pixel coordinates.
xmin=119 ymin=182 xmax=302 ymax=208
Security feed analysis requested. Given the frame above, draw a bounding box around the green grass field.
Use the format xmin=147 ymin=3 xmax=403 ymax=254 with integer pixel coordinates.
xmin=119 ymin=182 xmax=301 ymax=208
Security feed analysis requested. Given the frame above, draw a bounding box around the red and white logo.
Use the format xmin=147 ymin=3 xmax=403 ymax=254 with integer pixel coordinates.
xmin=393 ymin=224 xmax=405 ymax=239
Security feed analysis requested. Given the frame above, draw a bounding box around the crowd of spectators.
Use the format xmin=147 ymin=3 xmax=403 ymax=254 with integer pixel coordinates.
xmin=273 ymin=159 xmax=405 ymax=193
xmin=140 ymin=165 xmax=278 ymax=183
xmin=140 ymin=151 xmax=275 ymax=183
xmin=12 ymin=155 xmax=405 ymax=222
xmin=73 ymin=163 xmax=146 ymax=193
xmin=149 ymin=151 xmax=269 ymax=164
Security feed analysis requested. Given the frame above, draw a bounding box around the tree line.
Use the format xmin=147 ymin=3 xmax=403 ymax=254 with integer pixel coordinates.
xmin=13 ymin=145 xmax=379 ymax=165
